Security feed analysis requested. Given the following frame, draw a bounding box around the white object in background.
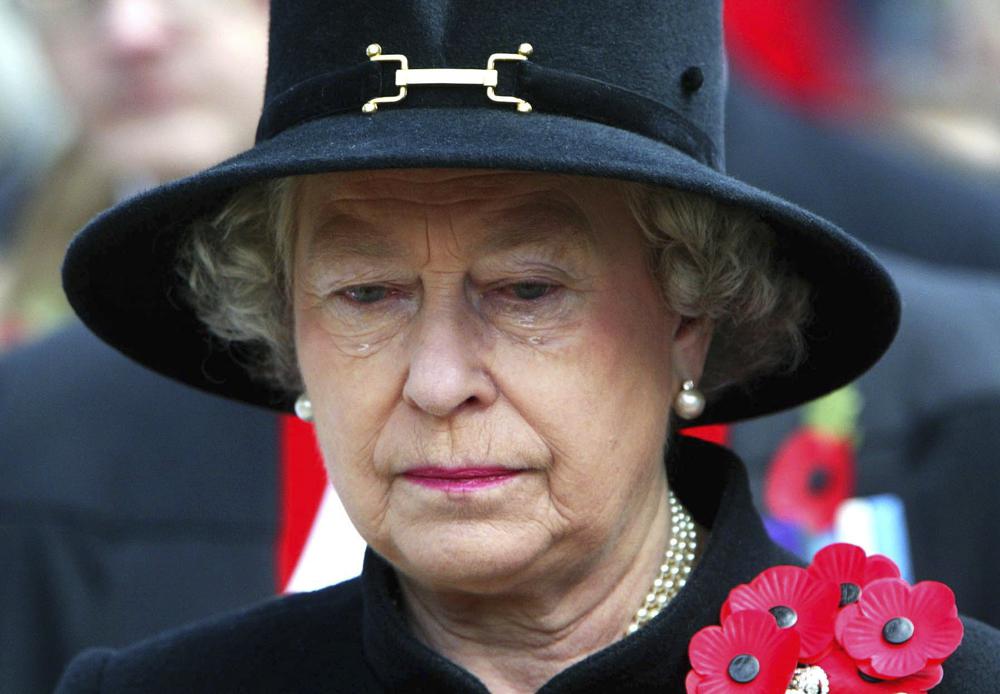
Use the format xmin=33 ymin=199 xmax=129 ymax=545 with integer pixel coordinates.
xmin=284 ymin=485 xmax=367 ymax=593
xmin=0 ymin=5 xmax=73 ymax=163
xmin=834 ymin=494 xmax=913 ymax=582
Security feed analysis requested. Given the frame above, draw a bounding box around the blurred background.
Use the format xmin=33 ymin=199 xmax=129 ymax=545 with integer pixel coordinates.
xmin=0 ymin=0 xmax=997 ymax=691
xmin=729 ymin=0 xmax=1000 ymax=175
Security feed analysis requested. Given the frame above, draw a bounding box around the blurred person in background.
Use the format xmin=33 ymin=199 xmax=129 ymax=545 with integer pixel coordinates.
xmin=0 ymin=0 xmax=65 ymax=322
xmin=0 ymin=0 xmax=269 ymax=346
xmin=725 ymin=0 xmax=1000 ymax=274
xmin=0 ymin=2 xmax=361 ymax=693
xmin=862 ymin=0 xmax=1000 ymax=175
xmin=723 ymin=0 xmax=1000 ymax=628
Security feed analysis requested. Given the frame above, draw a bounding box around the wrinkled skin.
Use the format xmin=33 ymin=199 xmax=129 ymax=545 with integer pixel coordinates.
xmin=292 ymin=169 xmax=713 ymax=601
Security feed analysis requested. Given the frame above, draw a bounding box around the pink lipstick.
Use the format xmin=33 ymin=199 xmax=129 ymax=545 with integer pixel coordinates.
xmin=403 ymin=467 xmax=523 ymax=492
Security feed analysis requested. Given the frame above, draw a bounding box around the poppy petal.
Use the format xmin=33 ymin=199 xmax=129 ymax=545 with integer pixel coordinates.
xmin=723 ymin=565 xmax=838 ymax=662
xmin=857 ymin=660 xmax=945 ymax=691
xmin=689 ymin=624 xmax=730 ymax=674
xmin=909 ymin=582 xmax=963 ymax=661
xmin=687 ymin=610 xmax=800 ymax=694
xmin=820 ymin=648 xmax=943 ymax=693
xmin=864 ymin=554 xmax=901 ymax=583
xmin=808 ymin=543 xmax=866 ymax=585
xmin=838 ymin=578 xmax=963 ymax=679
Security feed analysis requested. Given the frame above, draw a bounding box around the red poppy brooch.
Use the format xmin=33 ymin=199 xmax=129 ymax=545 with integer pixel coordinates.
xmin=685 ymin=543 xmax=963 ymax=693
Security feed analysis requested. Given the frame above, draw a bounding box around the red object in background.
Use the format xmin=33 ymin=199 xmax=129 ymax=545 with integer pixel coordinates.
xmin=724 ymin=0 xmax=874 ymax=115
xmin=0 ymin=318 xmax=27 ymax=350
xmin=276 ymin=416 xmax=328 ymax=591
xmin=682 ymin=424 xmax=729 ymax=447
xmin=764 ymin=428 xmax=855 ymax=533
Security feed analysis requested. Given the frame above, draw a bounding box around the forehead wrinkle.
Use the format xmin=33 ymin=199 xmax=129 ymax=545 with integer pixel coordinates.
xmin=301 ymin=182 xmax=602 ymax=265
xmin=477 ymin=199 xmax=598 ymax=257
xmin=306 ymin=214 xmax=407 ymax=261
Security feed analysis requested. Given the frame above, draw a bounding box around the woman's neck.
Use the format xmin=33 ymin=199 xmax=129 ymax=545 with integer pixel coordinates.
xmin=398 ymin=484 xmax=680 ymax=694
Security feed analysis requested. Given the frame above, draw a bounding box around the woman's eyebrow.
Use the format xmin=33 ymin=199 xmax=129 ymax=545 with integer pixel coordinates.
xmin=478 ymin=201 xmax=598 ymax=256
xmin=307 ymin=214 xmax=407 ymax=260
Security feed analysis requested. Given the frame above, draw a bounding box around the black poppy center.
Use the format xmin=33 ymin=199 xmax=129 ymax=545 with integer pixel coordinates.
xmin=727 ymin=654 xmax=760 ymax=683
xmin=769 ymin=605 xmax=798 ymax=628
xmin=808 ymin=467 xmax=832 ymax=494
xmin=882 ymin=617 xmax=915 ymax=644
xmin=839 ymin=582 xmax=861 ymax=607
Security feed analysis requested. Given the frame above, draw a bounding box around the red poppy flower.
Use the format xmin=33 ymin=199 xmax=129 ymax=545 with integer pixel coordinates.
xmin=835 ymin=578 xmax=963 ymax=679
xmin=764 ymin=428 xmax=855 ymax=533
xmin=722 ymin=565 xmax=839 ymax=663
xmin=686 ymin=609 xmax=800 ymax=694
xmin=816 ymin=646 xmax=943 ymax=692
xmin=807 ymin=543 xmax=901 ymax=608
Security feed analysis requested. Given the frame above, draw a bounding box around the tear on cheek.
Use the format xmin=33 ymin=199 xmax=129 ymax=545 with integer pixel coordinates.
xmin=330 ymin=331 xmax=399 ymax=359
xmin=306 ymin=309 xmax=409 ymax=358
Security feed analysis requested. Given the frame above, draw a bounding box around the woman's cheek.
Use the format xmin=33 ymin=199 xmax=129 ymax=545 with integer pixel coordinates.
xmin=483 ymin=290 xmax=589 ymax=349
xmin=298 ymin=288 xmax=416 ymax=361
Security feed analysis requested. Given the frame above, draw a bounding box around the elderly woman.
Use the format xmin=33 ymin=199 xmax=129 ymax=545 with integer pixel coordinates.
xmin=56 ymin=1 xmax=999 ymax=692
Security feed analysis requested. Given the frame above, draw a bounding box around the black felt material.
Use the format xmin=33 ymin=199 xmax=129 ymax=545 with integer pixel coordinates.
xmin=53 ymin=439 xmax=1000 ymax=692
xmin=518 ymin=62 xmax=720 ymax=167
xmin=257 ymin=60 xmax=721 ymax=168
xmin=61 ymin=0 xmax=899 ymax=425
xmin=256 ymin=62 xmax=382 ymax=141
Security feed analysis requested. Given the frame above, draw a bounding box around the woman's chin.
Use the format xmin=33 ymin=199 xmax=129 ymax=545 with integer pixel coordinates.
xmin=387 ymin=521 xmax=556 ymax=594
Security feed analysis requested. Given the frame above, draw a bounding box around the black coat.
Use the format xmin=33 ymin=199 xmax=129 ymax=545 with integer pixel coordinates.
xmin=55 ymin=438 xmax=1000 ymax=692
xmin=0 ymin=324 xmax=280 ymax=693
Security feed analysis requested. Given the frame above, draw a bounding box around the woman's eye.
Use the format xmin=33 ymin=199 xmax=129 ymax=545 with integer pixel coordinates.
xmin=341 ymin=285 xmax=391 ymax=304
xmin=505 ymin=282 xmax=555 ymax=301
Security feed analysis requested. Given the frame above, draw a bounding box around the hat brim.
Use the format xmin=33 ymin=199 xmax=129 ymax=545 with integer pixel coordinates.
xmin=63 ymin=107 xmax=899 ymax=425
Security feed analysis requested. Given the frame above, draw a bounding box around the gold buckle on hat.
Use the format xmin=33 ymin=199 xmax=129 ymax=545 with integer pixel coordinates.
xmin=362 ymin=43 xmax=534 ymax=113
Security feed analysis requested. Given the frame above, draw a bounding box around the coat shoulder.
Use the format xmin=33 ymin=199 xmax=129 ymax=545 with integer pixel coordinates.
xmin=937 ymin=616 xmax=1000 ymax=692
xmin=54 ymin=579 xmax=376 ymax=694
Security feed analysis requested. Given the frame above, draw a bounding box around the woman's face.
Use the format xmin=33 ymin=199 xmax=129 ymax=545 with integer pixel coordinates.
xmin=31 ymin=0 xmax=268 ymax=181
xmin=293 ymin=169 xmax=711 ymax=593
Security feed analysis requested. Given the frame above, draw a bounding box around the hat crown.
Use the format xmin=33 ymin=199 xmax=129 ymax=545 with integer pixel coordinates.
xmin=264 ymin=0 xmax=726 ymax=162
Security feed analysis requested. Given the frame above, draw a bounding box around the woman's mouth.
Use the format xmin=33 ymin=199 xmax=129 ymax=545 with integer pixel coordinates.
xmin=402 ymin=467 xmax=524 ymax=492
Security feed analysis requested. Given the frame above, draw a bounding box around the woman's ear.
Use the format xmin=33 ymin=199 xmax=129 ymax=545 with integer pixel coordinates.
xmin=669 ymin=315 xmax=714 ymax=386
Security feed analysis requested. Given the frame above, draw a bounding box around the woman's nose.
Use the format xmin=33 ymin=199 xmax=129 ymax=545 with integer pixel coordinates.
xmin=402 ymin=302 xmax=499 ymax=419
xmin=101 ymin=0 xmax=172 ymax=60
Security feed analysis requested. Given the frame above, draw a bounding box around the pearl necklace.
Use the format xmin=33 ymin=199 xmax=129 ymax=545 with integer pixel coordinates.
xmin=626 ymin=489 xmax=698 ymax=634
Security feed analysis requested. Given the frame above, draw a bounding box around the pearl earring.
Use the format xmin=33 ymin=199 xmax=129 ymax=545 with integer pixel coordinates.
xmin=294 ymin=394 xmax=314 ymax=422
xmin=674 ymin=380 xmax=705 ymax=420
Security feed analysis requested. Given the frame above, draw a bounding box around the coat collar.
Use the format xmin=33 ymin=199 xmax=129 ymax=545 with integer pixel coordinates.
xmin=360 ymin=437 xmax=798 ymax=691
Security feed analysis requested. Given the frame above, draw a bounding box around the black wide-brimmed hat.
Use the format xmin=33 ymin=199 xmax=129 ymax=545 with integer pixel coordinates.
xmin=62 ymin=0 xmax=899 ymax=426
